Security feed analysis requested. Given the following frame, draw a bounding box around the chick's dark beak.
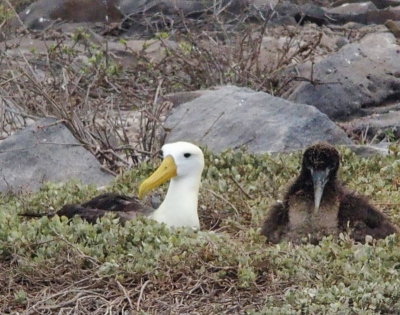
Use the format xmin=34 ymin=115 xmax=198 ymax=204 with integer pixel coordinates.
xmin=311 ymin=168 xmax=330 ymax=214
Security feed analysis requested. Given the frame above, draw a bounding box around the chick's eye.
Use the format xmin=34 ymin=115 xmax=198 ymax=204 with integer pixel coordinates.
xmin=159 ymin=150 xmax=163 ymax=158
xmin=184 ymin=153 xmax=191 ymax=158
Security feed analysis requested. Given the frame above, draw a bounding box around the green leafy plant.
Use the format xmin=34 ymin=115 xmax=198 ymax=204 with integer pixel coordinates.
xmin=1 ymin=148 xmax=399 ymax=313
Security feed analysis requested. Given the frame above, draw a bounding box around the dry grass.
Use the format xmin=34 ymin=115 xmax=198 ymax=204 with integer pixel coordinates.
xmin=0 ymin=251 xmax=274 ymax=313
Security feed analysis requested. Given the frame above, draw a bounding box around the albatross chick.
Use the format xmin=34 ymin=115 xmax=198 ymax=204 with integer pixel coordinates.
xmin=261 ymin=143 xmax=399 ymax=244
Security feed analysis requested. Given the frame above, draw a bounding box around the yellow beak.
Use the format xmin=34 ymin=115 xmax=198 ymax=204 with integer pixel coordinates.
xmin=138 ymin=155 xmax=177 ymax=199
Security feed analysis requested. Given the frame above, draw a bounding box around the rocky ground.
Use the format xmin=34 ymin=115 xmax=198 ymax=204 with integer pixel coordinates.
xmin=1 ymin=0 xmax=400 ymax=192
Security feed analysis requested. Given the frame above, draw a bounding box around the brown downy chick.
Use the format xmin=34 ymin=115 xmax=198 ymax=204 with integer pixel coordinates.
xmin=261 ymin=143 xmax=398 ymax=244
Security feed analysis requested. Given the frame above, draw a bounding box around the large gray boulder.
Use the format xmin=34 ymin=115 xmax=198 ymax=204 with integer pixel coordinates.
xmin=164 ymin=86 xmax=352 ymax=153
xmin=0 ymin=118 xmax=113 ymax=193
xmin=287 ymin=32 xmax=400 ymax=120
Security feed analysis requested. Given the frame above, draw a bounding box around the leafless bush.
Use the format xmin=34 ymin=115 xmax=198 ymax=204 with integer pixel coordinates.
xmin=0 ymin=29 xmax=164 ymax=171
xmin=152 ymin=24 xmax=322 ymax=94
xmin=0 ymin=2 xmax=324 ymax=170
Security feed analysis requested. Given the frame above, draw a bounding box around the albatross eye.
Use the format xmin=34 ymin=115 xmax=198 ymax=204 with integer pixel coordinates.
xmin=184 ymin=153 xmax=191 ymax=158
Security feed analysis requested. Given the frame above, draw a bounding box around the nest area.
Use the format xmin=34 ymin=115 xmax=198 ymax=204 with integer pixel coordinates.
xmin=1 ymin=148 xmax=400 ymax=313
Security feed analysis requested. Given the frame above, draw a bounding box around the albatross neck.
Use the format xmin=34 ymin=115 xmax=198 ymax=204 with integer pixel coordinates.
xmin=151 ymin=174 xmax=201 ymax=229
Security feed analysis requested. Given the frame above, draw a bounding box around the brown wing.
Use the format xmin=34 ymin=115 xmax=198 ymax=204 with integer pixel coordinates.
xmin=21 ymin=193 xmax=154 ymax=224
xmin=81 ymin=193 xmax=145 ymax=212
xmin=57 ymin=193 xmax=154 ymax=223
xmin=56 ymin=204 xmax=110 ymax=224
xmin=338 ymin=192 xmax=399 ymax=242
xmin=260 ymin=201 xmax=289 ymax=244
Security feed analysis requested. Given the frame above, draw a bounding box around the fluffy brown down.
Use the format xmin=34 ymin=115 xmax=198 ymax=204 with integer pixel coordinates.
xmin=261 ymin=143 xmax=399 ymax=244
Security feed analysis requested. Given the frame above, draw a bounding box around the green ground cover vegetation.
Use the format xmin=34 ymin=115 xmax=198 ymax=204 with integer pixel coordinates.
xmin=1 ymin=147 xmax=399 ymax=313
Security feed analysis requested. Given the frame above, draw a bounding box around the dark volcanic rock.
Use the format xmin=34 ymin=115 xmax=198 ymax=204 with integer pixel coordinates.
xmin=118 ymin=0 xmax=248 ymax=16
xmin=11 ymin=0 xmax=400 ymax=32
xmin=0 ymin=118 xmax=113 ymax=193
xmin=287 ymin=32 xmax=400 ymax=120
xmin=118 ymin=0 xmax=276 ymax=17
xmin=327 ymin=6 xmax=400 ymax=25
xmin=340 ymin=109 xmax=400 ymax=141
xmin=164 ymin=86 xmax=352 ymax=153
xmin=331 ymin=0 xmax=400 ymax=9
xmin=370 ymin=0 xmax=400 ymax=9
xmin=272 ymin=1 xmax=327 ymax=25
xmin=18 ymin=0 xmax=122 ymax=30
xmin=17 ymin=0 xmax=267 ymax=30
xmin=325 ymin=2 xmax=377 ymax=15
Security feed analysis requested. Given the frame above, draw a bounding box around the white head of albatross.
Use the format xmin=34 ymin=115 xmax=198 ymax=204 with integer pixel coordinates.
xmin=138 ymin=142 xmax=204 ymax=229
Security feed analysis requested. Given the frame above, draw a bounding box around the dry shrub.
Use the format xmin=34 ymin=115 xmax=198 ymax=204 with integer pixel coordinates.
xmin=0 ymin=2 xmax=324 ymax=170
xmin=1 ymin=24 xmax=323 ymax=172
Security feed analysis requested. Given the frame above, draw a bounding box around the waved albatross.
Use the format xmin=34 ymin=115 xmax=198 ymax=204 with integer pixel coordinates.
xmin=261 ymin=143 xmax=399 ymax=244
xmin=21 ymin=142 xmax=204 ymax=229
